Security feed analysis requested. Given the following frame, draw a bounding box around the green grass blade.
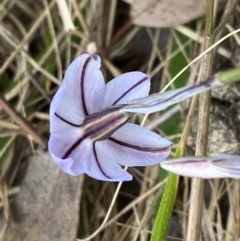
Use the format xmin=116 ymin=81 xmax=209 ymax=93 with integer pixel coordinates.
xmin=150 ymin=173 xmax=179 ymax=241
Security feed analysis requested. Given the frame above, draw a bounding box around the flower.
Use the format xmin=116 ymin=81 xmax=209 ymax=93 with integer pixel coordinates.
xmin=49 ymin=54 xmax=172 ymax=181
xmin=49 ymin=54 xmax=240 ymax=182
xmin=160 ymin=153 xmax=240 ymax=179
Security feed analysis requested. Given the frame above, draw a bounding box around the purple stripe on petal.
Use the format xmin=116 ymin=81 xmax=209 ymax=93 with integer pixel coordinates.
xmin=161 ymin=76 xmax=215 ymax=105
xmin=55 ymin=113 xmax=82 ymax=127
xmin=109 ymin=137 xmax=170 ymax=153
xmin=62 ymin=135 xmax=86 ymax=159
xmin=93 ymin=142 xmax=111 ymax=179
xmin=112 ymin=76 xmax=149 ymax=105
xmin=81 ymin=56 xmax=92 ymax=116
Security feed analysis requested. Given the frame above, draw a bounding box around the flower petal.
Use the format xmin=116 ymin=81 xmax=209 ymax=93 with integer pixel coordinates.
xmin=83 ymin=141 xmax=132 ymax=181
xmin=160 ymin=154 xmax=240 ymax=179
xmin=49 ymin=130 xmax=132 ymax=181
xmin=122 ymin=76 xmax=220 ymax=114
xmin=49 ymin=127 xmax=84 ymax=176
xmin=50 ymin=82 xmax=83 ymax=133
xmin=50 ymin=54 xmax=105 ymax=133
xmin=209 ymin=153 xmax=240 ymax=178
xmin=102 ymin=72 xmax=150 ymax=108
xmin=96 ymin=123 xmax=171 ymax=166
xmin=78 ymin=54 xmax=105 ymax=114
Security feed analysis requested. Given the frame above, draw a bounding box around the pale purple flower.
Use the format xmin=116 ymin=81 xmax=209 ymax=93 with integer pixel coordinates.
xmin=160 ymin=154 xmax=240 ymax=179
xmin=49 ymin=53 xmax=239 ymax=182
xmin=49 ymin=54 xmax=172 ymax=181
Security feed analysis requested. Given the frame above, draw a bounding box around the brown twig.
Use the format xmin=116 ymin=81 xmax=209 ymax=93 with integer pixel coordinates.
xmin=0 ymin=93 xmax=47 ymax=146
xmin=27 ymin=71 xmax=51 ymax=103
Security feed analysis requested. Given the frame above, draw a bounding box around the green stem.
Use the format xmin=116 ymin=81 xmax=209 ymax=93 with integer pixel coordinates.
xmin=150 ymin=146 xmax=183 ymax=241
xmin=217 ymin=67 xmax=240 ymax=84
xmin=150 ymin=173 xmax=179 ymax=241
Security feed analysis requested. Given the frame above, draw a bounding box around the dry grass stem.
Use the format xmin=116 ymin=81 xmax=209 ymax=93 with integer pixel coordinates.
xmin=55 ymin=0 xmax=75 ymax=32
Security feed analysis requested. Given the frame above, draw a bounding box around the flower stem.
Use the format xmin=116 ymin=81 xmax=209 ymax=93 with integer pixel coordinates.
xmin=217 ymin=67 xmax=240 ymax=85
xmin=150 ymin=173 xmax=179 ymax=241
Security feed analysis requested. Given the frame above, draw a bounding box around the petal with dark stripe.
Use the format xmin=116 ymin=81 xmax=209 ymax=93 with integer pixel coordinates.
xmin=50 ymin=54 xmax=105 ymax=134
xmin=102 ymin=72 xmax=150 ymax=108
xmin=123 ymin=76 xmax=219 ymax=114
xmin=49 ymin=129 xmax=132 ymax=181
xmin=212 ymin=154 xmax=240 ymax=178
xmin=161 ymin=154 xmax=240 ymax=179
xmin=96 ymin=123 xmax=172 ymax=166
xmin=49 ymin=127 xmax=85 ymax=175
xmin=79 ymin=55 xmax=105 ymax=114
xmin=49 ymin=82 xmax=84 ymax=133
xmin=80 ymin=141 xmax=132 ymax=181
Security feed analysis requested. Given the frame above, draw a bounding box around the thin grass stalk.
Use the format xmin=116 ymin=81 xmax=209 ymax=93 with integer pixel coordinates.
xmin=186 ymin=0 xmax=214 ymax=240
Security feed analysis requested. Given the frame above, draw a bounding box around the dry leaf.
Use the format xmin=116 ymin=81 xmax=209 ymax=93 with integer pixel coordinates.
xmin=131 ymin=0 xmax=207 ymax=27
xmin=0 ymin=149 xmax=84 ymax=241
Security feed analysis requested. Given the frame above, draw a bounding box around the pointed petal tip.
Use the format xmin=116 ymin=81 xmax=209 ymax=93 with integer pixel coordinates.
xmin=49 ymin=149 xmax=77 ymax=176
xmin=48 ymin=134 xmax=85 ymax=176
xmin=66 ymin=54 xmax=101 ymax=75
xmin=93 ymin=173 xmax=133 ymax=182
xmin=91 ymin=54 xmax=100 ymax=61
xmin=85 ymin=165 xmax=133 ymax=181
xmin=85 ymin=164 xmax=133 ymax=182
xmin=111 ymin=172 xmax=133 ymax=182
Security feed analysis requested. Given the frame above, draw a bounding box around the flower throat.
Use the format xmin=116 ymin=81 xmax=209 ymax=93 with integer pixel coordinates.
xmin=82 ymin=106 xmax=132 ymax=141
